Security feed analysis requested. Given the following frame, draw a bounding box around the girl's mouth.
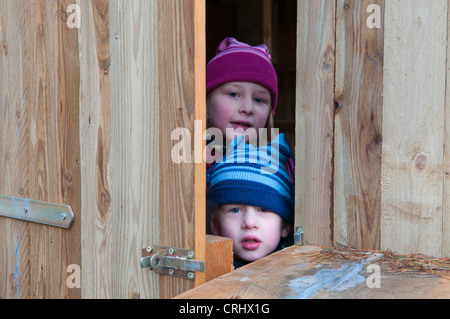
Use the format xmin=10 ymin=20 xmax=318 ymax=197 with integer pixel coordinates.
xmin=230 ymin=121 xmax=252 ymax=130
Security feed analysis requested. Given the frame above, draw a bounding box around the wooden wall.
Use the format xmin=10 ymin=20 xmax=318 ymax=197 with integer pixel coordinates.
xmin=296 ymin=0 xmax=450 ymax=258
xmin=0 ymin=0 xmax=205 ymax=299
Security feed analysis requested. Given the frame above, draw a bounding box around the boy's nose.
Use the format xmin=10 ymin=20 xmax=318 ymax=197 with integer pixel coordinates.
xmin=242 ymin=208 xmax=259 ymax=229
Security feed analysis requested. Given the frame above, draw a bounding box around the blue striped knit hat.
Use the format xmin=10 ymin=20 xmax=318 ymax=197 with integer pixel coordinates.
xmin=206 ymin=134 xmax=295 ymax=225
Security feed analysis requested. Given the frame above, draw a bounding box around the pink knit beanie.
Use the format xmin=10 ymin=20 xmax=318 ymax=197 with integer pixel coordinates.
xmin=206 ymin=37 xmax=278 ymax=114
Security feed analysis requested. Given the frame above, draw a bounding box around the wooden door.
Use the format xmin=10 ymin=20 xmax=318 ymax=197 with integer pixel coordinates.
xmin=0 ymin=0 xmax=205 ymax=299
xmin=296 ymin=0 xmax=450 ymax=258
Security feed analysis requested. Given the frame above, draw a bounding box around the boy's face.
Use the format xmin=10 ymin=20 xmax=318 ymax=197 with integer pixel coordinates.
xmin=210 ymin=204 xmax=290 ymax=262
xmin=207 ymin=82 xmax=271 ymax=143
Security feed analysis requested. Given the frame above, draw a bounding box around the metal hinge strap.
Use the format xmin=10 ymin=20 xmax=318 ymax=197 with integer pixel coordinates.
xmin=0 ymin=195 xmax=74 ymax=229
xmin=141 ymin=245 xmax=206 ymax=280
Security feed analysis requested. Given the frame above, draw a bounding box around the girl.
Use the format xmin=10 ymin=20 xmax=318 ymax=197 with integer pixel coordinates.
xmin=205 ymin=37 xmax=279 ymax=164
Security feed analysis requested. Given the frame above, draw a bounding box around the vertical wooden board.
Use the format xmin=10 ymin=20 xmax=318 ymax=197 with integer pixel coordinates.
xmin=334 ymin=0 xmax=384 ymax=250
xmin=445 ymin=0 xmax=450 ymax=258
xmin=0 ymin=0 xmax=32 ymax=299
xmin=382 ymin=0 xmax=446 ymax=257
xmin=109 ymin=0 xmax=160 ymax=298
xmin=79 ymin=0 xmax=113 ymax=298
xmin=0 ymin=0 xmax=81 ymax=298
xmin=193 ymin=0 xmax=206 ymax=287
xmin=158 ymin=0 xmax=201 ymax=298
xmin=296 ymin=0 xmax=335 ymax=246
xmin=30 ymin=0 xmax=81 ymax=298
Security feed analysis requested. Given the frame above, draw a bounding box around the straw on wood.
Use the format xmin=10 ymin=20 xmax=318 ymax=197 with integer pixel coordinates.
xmin=309 ymin=244 xmax=450 ymax=279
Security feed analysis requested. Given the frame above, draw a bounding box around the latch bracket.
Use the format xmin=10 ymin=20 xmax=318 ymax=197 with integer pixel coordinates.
xmin=140 ymin=245 xmax=205 ymax=280
xmin=0 ymin=195 xmax=74 ymax=229
xmin=294 ymin=226 xmax=303 ymax=245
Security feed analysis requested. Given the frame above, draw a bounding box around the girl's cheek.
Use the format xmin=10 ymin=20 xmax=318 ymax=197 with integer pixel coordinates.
xmin=255 ymin=111 xmax=270 ymax=129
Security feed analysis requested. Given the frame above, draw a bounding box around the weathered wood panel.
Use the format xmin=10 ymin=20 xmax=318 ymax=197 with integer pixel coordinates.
xmin=79 ymin=0 xmax=113 ymax=298
xmin=158 ymin=0 xmax=206 ymax=298
xmin=193 ymin=0 xmax=207 ymax=288
xmin=296 ymin=0 xmax=335 ymax=247
xmin=334 ymin=0 xmax=384 ymax=250
xmin=0 ymin=0 xmax=81 ymax=298
xmin=444 ymin=0 xmax=450 ymax=258
xmin=109 ymin=0 xmax=160 ymax=298
xmin=381 ymin=0 xmax=447 ymax=257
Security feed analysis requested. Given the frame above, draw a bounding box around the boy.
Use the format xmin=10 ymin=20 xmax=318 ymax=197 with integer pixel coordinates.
xmin=206 ymin=134 xmax=294 ymax=268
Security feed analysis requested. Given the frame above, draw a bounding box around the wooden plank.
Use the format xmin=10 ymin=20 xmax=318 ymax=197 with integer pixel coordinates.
xmin=193 ymin=0 xmax=206 ymax=288
xmin=205 ymin=235 xmax=233 ymax=282
xmin=296 ymin=0 xmax=335 ymax=246
xmin=0 ymin=0 xmax=81 ymax=298
xmin=445 ymin=0 xmax=450 ymax=258
xmin=79 ymin=0 xmax=113 ymax=298
xmin=175 ymin=245 xmax=450 ymax=299
xmin=0 ymin=0 xmax=32 ymax=299
xmin=334 ymin=0 xmax=384 ymax=250
xmin=381 ymin=0 xmax=447 ymax=257
xmin=158 ymin=0 xmax=199 ymax=298
xmin=109 ymin=0 xmax=160 ymax=298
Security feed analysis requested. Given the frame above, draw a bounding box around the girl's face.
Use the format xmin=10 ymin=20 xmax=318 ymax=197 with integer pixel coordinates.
xmin=211 ymin=204 xmax=290 ymax=262
xmin=207 ymin=82 xmax=271 ymax=143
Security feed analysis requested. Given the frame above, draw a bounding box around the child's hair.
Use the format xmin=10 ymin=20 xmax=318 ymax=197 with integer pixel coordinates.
xmin=206 ymin=37 xmax=279 ymax=115
xmin=206 ymin=133 xmax=295 ymax=226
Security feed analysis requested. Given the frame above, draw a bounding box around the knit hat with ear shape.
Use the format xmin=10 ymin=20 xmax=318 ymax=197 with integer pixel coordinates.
xmin=206 ymin=37 xmax=278 ymax=114
xmin=206 ymin=133 xmax=295 ymax=226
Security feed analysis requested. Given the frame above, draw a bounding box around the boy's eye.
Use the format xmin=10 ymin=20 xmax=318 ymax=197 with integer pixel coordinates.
xmin=230 ymin=207 xmax=242 ymax=213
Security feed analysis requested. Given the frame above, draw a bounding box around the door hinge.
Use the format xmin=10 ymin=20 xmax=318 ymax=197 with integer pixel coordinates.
xmin=140 ymin=245 xmax=206 ymax=280
xmin=0 ymin=195 xmax=74 ymax=229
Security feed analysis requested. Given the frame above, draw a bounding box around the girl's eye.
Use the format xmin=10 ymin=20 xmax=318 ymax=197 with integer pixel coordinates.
xmin=228 ymin=92 xmax=238 ymax=98
xmin=254 ymin=97 xmax=264 ymax=104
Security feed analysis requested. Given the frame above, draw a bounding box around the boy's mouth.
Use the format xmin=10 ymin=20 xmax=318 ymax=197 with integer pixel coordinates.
xmin=241 ymin=236 xmax=261 ymax=250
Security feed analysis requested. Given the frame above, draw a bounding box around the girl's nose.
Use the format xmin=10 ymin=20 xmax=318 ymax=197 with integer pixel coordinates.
xmin=242 ymin=208 xmax=259 ymax=229
xmin=239 ymin=96 xmax=254 ymax=114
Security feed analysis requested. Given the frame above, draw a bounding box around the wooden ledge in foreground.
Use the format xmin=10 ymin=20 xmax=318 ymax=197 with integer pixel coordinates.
xmin=177 ymin=245 xmax=450 ymax=299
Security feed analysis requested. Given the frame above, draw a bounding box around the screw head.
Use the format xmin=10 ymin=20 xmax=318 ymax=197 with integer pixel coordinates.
xmin=187 ymin=251 xmax=195 ymax=259
xmin=187 ymin=272 xmax=195 ymax=280
xmin=168 ymin=269 xmax=175 ymax=276
xmin=168 ymin=248 xmax=175 ymax=255
xmin=146 ymin=245 xmax=153 ymax=253
xmin=61 ymin=213 xmax=67 ymax=220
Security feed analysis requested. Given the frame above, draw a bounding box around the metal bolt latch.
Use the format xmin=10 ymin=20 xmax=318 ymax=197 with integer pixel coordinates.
xmin=140 ymin=245 xmax=205 ymax=281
